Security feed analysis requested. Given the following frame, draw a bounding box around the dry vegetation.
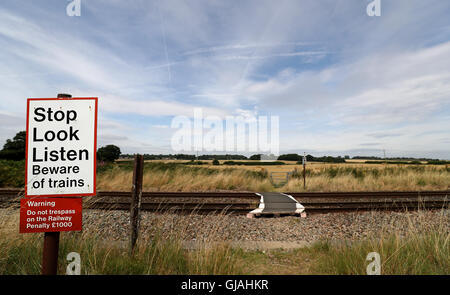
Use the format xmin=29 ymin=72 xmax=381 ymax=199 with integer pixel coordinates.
xmin=97 ymin=162 xmax=273 ymax=192
xmin=97 ymin=161 xmax=450 ymax=192
xmin=0 ymin=206 xmax=240 ymax=275
xmin=1 ymin=205 xmax=448 ymax=274
xmin=283 ymin=165 xmax=450 ymax=192
xmin=312 ymin=209 xmax=450 ymax=275
xmin=2 ymin=159 xmax=448 ymax=192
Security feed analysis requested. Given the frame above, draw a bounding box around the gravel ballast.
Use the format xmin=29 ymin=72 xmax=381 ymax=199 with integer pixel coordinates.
xmin=81 ymin=209 xmax=450 ymax=244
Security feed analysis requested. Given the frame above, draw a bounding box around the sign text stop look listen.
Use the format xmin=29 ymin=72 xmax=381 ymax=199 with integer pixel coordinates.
xmin=26 ymin=97 xmax=98 ymax=197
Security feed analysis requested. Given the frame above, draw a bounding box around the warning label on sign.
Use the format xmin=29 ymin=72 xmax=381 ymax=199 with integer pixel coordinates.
xmin=19 ymin=197 xmax=82 ymax=233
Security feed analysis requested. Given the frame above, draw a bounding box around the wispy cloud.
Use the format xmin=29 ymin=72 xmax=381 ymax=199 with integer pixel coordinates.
xmin=180 ymin=41 xmax=316 ymax=56
xmin=99 ymin=94 xmax=228 ymax=118
xmin=215 ymin=51 xmax=328 ymax=61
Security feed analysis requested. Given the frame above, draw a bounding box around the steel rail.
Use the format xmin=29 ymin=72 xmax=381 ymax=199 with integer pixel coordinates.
xmin=0 ymin=188 xmax=448 ymax=214
xmin=2 ymin=189 xmax=449 ymax=198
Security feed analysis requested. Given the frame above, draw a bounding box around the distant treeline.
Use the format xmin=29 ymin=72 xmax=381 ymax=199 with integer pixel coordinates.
xmin=365 ymin=160 xmax=450 ymax=165
xmin=365 ymin=160 xmax=422 ymax=165
xmin=197 ymin=154 xmax=248 ymax=160
xmin=121 ymin=154 xmax=249 ymax=160
xmin=352 ymin=156 xmax=438 ymax=161
xmin=222 ymin=161 xmax=285 ymax=166
xmin=277 ymin=154 xmax=346 ymax=163
xmin=120 ymin=153 xmax=346 ymax=162
xmin=121 ymin=154 xmax=197 ymax=160
xmin=427 ymin=160 xmax=450 ymax=165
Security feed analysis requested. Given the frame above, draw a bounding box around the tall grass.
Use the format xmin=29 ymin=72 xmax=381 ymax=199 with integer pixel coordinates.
xmin=285 ymin=166 xmax=450 ymax=191
xmin=0 ymin=207 xmax=241 ymax=275
xmin=1 ymin=206 xmax=448 ymax=274
xmin=230 ymin=209 xmax=450 ymax=275
xmin=313 ymin=210 xmax=450 ymax=274
xmin=1 ymin=160 xmax=448 ymax=192
xmin=96 ymin=162 xmax=450 ymax=192
xmin=97 ymin=162 xmax=272 ymax=192
xmin=0 ymin=233 xmax=241 ymax=275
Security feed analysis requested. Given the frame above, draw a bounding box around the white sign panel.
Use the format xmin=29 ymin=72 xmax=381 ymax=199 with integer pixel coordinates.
xmin=26 ymin=98 xmax=98 ymax=197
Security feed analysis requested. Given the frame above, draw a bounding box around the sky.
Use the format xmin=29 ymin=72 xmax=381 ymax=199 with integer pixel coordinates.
xmin=0 ymin=0 xmax=449 ymax=159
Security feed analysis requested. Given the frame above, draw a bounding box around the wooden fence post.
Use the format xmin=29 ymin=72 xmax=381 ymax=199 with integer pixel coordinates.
xmin=130 ymin=154 xmax=143 ymax=254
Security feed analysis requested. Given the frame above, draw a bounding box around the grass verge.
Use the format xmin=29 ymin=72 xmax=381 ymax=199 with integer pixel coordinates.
xmin=0 ymin=231 xmax=242 ymax=275
xmin=1 ymin=207 xmax=448 ymax=275
xmin=312 ymin=211 xmax=449 ymax=274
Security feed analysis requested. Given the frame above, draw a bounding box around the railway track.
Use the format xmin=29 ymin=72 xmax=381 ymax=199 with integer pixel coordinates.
xmin=0 ymin=188 xmax=448 ymax=214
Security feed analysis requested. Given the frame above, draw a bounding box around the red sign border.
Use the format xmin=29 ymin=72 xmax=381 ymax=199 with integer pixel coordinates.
xmin=25 ymin=97 xmax=98 ymax=198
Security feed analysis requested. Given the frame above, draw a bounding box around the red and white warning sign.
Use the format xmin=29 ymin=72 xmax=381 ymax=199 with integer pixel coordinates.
xmin=20 ymin=97 xmax=97 ymax=234
xmin=19 ymin=197 xmax=82 ymax=233
xmin=25 ymin=97 xmax=97 ymax=197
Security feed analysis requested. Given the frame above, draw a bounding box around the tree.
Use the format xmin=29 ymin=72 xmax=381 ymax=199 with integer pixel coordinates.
xmin=212 ymin=159 xmax=220 ymax=165
xmin=0 ymin=131 xmax=26 ymax=161
xmin=278 ymin=154 xmax=301 ymax=161
xmin=97 ymin=145 xmax=121 ymax=162
xmin=249 ymin=154 xmax=261 ymax=160
xmin=306 ymin=154 xmax=314 ymax=162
